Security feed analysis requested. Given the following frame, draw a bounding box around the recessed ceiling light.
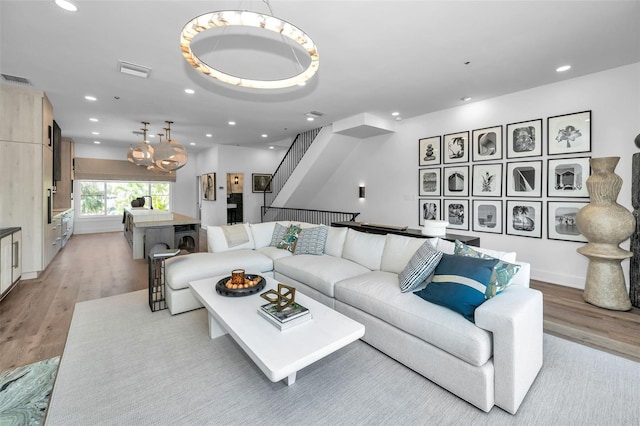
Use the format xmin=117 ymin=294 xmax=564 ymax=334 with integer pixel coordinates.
xmin=269 ymin=146 xmax=274 ymax=150
xmin=148 ymin=134 xmax=155 ymax=138
xmin=461 ymin=96 xmax=472 ymax=102
xmin=89 ymin=117 xmax=98 ymax=122
xmin=391 ymin=112 xmax=400 ymax=116
xmin=84 ymin=95 xmax=97 ymax=101
xmin=206 ymin=133 xmax=212 ymax=138
xmin=92 ymin=131 xmax=100 ymax=135
xmin=228 ymin=121 xmax=236 ymax=126
xmin=93 ymin=141 xmax=100 ymax=144
xmin=54 ymin=0 xmax=77 ymax=12
xmin=184 ymin=88 xmax=195 ymax=94
xmin=306 ymin=117 xmax=315 ymax=121
xmin=189 ymin=142 xmax=196 ymax=146
xmin=556 ymin=65 xmax=571 ymax=72
xmin=261 ymin=134 xmax=268 ymax=138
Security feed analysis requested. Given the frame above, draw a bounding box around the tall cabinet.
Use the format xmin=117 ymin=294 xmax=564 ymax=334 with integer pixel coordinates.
xmin=0 ymin=84 xmax=56 ymax=278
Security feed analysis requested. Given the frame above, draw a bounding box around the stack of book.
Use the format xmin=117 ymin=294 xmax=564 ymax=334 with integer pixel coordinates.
xmin=257 ymin=302 xmax=311 ymax=330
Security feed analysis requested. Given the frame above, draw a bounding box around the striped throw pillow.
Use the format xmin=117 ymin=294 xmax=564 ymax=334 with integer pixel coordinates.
xmin=398 ymin=240 xmax=443 ymax=293
xmin=294 ymin=225 xmax=329 ymax=255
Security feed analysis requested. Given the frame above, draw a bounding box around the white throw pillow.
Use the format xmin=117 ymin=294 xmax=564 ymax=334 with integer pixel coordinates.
xmin=325 ymin=226 xmax=348 ymax=257
xmin=250 ymin=222 xmax=277 ymax=249
xmin=207 ymin=224 xmax=255 ymax=253
xmin=342 ymin=228 xmax=386 ymax=271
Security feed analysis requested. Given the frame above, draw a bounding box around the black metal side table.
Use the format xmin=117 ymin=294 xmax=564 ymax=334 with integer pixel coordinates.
xmin=147 ymin=248 xmax=180 ymax=312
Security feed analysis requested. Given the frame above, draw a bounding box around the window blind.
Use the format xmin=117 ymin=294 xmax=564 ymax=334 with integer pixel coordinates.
xmin=74 ymin=158 xmax=176 ymax=182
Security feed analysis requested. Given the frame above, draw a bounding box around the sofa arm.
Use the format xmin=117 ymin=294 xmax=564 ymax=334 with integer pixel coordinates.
xmin=475 ymin=286 xmax=543 ymax=414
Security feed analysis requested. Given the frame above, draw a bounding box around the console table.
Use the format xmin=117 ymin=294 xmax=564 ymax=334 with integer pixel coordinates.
xmin=331 ymin=221 xmax=480 ymax=247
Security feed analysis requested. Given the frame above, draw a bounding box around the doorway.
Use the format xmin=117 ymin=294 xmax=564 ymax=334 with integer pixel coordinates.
xmin=226 ymin=173 xmax=243 ymax=224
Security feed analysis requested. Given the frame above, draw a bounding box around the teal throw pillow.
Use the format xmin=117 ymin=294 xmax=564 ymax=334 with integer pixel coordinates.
xmin=414 ymin=253 xmax=498 ymax=322
xmin=294 ymin=225 xmax=328 ymax=255
xmin=454 ymin=240 xmax=521 ymax=298
xmin=398 ymin=241 xmax=443 ymax=293
xmin=277 ymin=224 xmax=301 ymax=253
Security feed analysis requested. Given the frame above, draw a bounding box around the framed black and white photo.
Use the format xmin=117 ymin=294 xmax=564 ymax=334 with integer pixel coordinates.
xmin=506 ymin=200 xmax=543 ymax=238
xmin=506 ymin=118 xmax=543 ymax=158
xmin=547 ymin=201 xmax=588 ymax=242
xmin=547 ymin=110 xmax=591 ymax=155
xmin=418 ymin=136 xmax=441 ymax=166
xmin=444 ymin=199 xmax=469 ymax=231
xmin=443 ymin=131 xmax=469 ymax=164
xmin=506 ymin=160 xmax=543 ymax=198
xmin=419 ymin=168 xmax=441 ymax=196
xmin=202 ymin=172 xmax=216 ymax=200
xmin=419 ymin=199 xmax=441 ymax=225
xmin=252 ymin=173 xmax=272 ymax=193
xmin=472 ymin=199 xmax=503 ymax=234
xmin=547 ymin=157 xmax=590 ymax=197
xmin=472 ymin=163 xmax=503 ymax=197
xmin=472 ymin=125 xmax=503 ymax=162
xmin=443 ymin=165 xmax=469 ymax=197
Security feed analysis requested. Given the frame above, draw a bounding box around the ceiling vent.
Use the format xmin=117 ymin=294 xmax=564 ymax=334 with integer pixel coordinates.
xmin=118 ymin=60 xmax=151 ymax=79
xmin=1 ymin=73 xmax=32 ymax=86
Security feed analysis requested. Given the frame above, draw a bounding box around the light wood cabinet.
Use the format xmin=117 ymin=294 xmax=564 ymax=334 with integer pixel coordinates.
xmin=0 ymin=228 xmax=21 ymax=301
xmin=0 ymin=84 xmax=55 ymax=278
xmin=53 ymin=137 xmax=74 ymax=210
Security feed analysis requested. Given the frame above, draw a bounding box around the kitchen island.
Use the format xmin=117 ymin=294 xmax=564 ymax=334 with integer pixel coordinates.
xmin=123 ymin=207 xmax=200 ymax=259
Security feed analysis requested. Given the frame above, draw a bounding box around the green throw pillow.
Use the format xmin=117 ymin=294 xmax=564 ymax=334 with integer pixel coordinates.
xmin=454 ymin=240 xmax=520 ymax=298
xmin=277 ymin=224 xmax=301 ymax=253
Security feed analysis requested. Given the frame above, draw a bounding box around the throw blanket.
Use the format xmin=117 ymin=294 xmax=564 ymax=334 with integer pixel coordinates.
xmin=222 ymin=224 xmax=249 ymax=248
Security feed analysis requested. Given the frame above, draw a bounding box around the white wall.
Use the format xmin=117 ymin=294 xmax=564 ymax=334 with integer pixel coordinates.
xmin=197 ymin=144 xmax=287 ymax=227
xmin=305 ymin=63 xmax=640 ymax=289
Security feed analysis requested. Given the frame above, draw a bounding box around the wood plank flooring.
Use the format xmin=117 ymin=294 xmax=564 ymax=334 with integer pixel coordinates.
xmin=1 ymin=231 xmax=638 ymax=371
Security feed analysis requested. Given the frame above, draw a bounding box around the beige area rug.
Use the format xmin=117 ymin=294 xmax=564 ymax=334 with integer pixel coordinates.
xmin=46 ymin=290 xmax=639 ymax=425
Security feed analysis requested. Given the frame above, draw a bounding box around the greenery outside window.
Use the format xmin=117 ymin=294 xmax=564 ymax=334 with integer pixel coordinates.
xmin=79 ymin=181 xmax=170 ymax=216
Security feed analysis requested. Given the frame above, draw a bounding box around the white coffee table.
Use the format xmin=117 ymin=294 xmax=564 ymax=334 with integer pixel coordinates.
xmin=189 ymin=274 xmax=365 ymax=386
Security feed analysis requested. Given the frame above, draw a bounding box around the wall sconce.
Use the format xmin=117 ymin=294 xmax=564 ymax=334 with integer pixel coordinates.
xmin=234 ymin=175 xmax=239 ymax=185
xmin=358 ymin=185 xmax=365 ymax=199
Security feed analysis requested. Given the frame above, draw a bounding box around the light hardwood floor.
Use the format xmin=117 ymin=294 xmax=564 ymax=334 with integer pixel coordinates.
xmin=1 ymin=232 xmax=639 ymax=371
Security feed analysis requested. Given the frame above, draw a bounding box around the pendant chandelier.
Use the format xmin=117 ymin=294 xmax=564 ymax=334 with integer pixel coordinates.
xmin=179 ymin=1 xmax=319 ymax=89
xmin=153 ymin=121 xmax=188 ymax=172
xmin=127 ymin=122 xmax=154 ymax=167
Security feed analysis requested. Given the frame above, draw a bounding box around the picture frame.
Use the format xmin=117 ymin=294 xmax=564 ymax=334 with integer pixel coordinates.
xmin=547 ymin=201 xmax=588 ymax=242
xmin=547 ymin=110 xmax=591 ymax=155
xmin=506 ymin=118 xmax=543 ymax=158
xmin=506 ymin=200 xmax=543 ymax=238
xmin=547 ymin=157 xmax=591 ymax=198
xmin=472 ymin=125 xmax=503 ymax=162
xmin=443 ymin=165 xmax=469 ymax=197
xmin=419 ymin=168 xmax=441 ymax=196
xmin=472 ymin=163 xmax=503 ymax=197
xmin=252 ymin=173 xmax=272 ymax=193
xmin=472 ymin=199 xmax=503 ymax=234
xmin=443 ymin=131 xmax=469 ymax=164
xmin=506 ymin=160 xmax=543 ymax=198
xmin=202 ymin=172 xmax=216 ymax=201
xmin=418 ymin=136 xmax=441 ymax=166
xmin=419 ymin=199 xmax=441 ymax=225
xmin=444 ymin=198 xmax=470 ymax=231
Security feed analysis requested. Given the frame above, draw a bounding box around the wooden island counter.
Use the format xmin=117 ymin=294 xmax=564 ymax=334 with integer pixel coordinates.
xmin=123 ymin=207 xmax=200 ymax=259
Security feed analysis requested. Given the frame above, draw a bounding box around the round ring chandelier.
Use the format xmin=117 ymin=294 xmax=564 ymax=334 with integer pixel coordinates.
xmin=179 ymin=10 xmax=319 ymax=89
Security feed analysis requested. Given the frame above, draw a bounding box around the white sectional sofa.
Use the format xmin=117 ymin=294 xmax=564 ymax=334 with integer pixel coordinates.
xmin=164 ymin=221 xmax=543 ymax=414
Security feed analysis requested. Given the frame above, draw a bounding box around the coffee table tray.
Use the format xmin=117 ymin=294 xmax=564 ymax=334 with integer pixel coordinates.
xmin=215 ymin=274 xmax=266 ymax=297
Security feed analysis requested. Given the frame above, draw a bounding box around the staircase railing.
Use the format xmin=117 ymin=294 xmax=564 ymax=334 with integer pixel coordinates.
xmin=263 ymin=127 xmax=322 ymax=209
xmin=261 ymin=206 xmax=359 ymax=226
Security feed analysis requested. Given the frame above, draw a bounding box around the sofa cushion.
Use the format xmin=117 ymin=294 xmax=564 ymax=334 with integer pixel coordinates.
xmin=165 ymin=250 xmax=272 ymax=291
xmin=250 ymin=222 xmax=279 ymax=249
xmin=325 ymin=226 xmax=347 ymax=257
xmin=334 ymin=270 xmax=493 ymax=366
xmin=274 ymin=254 xmax=370 ymax=298
xmin=437 ymin=239 xmax=516 ymax=263
xmin=294 ymin=225 xmax=328 ymax=255
xmin=454 ymin=240 xmax=521 ymax=298
xmin=414 ymin=253 xmax=498 ymax=322
xmin=208 ymin=224 xmax=255 ymax=253
xmin=381 ymin=234 xmax=437 ymax=274
xmin=398 ymin=240 xmax=443 ymax=293
xmin=256 ymin=246 xmax=293 ymax=261
xmin=342 ymin=228 xmax=386 ymax=271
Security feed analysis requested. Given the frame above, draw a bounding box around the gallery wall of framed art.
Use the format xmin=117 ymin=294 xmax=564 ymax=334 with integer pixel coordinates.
xmin=416 ymin=110 xmax=592 ymax=240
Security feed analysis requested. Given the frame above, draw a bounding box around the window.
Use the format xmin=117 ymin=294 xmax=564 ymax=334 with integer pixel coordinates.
xmin=79 ymin=181 xmax=170 ymax=217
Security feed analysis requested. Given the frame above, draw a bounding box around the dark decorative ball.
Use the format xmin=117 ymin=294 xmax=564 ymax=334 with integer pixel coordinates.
xmin=635 ymin=133 xmax=640 ymax=149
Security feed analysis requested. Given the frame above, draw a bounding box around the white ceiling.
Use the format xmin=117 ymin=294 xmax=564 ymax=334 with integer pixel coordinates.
xmin=1 ymin=1 xmax=639 ymax=153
